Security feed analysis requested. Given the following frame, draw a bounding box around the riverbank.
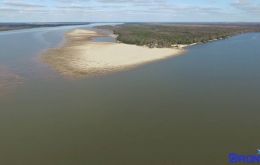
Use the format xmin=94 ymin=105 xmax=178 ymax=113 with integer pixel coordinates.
xmin=107 ymin=23 xmax=260 ymax=48
xmin=0 ymin=23 xmax=90 ymax=32
xmin=42 ymin=28 xmax=185 ymax=77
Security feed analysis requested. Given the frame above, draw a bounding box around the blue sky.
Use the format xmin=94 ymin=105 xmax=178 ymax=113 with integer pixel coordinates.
xmin=0 ymin=0 xmax=260 ymax=22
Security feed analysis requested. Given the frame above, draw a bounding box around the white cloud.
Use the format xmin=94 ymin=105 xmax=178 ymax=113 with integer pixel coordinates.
xmin=0 ymin=0 xmax=260 ymax=22
xmin=231 ymin=0 xmax=260 ymax=14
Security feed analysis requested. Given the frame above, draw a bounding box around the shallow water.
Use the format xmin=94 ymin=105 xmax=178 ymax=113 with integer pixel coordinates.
xmin=92 ymin=36 xmax=116 ymax=43
xmin=0 ymin=25 xmax=260 ymax=165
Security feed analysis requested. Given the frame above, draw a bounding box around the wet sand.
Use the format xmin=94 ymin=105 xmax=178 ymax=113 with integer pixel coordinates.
xmin=42 ymin=29 xmax=185 ymax=77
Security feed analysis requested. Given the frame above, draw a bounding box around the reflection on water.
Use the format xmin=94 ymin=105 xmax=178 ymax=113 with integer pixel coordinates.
xmin=0 ymin=25 xmax=260 ymax=165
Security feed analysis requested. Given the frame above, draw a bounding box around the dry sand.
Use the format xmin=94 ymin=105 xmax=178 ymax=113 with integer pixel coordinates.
xmin=42 ymin=29 xmax=186 ymax=77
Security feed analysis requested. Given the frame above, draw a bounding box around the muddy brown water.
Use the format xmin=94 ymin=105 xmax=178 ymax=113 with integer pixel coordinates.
xmin=0 ymin=24 xmax=260 ymax=165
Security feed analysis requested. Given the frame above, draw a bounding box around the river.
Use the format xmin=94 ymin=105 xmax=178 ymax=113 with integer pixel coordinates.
xmin=0 ymin=24 xmax=260 ymax=165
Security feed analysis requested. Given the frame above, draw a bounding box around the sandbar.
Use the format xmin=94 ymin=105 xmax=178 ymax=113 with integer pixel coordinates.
xmin=42 ymin=29 xmax=186 ymax=77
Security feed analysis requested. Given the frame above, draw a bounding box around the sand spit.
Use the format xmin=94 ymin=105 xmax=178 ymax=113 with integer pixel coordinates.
xmin=42 ymin=29 xmax=185 ymax=77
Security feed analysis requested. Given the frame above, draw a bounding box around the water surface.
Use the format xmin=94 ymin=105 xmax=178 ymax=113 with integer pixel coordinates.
xmin=92 ymin=36 xmax=116 ymax=43
xmin=0 ymin=26 xmax=260 ymax=165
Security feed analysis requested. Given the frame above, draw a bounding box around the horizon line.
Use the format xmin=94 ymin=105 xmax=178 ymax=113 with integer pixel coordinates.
xmin=1 ymin=21 xmax=260 ymax=24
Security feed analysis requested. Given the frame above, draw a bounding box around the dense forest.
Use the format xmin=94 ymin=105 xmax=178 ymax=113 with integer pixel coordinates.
xmin=100 ymin=23 xmax=260 ymax=48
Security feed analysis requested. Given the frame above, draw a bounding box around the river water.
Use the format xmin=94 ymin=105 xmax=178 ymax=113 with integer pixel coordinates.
xmin=0 ymin=24 xmax=260 ymax=165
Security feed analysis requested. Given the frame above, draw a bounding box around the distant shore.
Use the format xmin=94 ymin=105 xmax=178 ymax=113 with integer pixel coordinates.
xmin=42 ymin=28 xmax=185 ymax=77
xmin=0 ymin=23 xmax=90 ymax=32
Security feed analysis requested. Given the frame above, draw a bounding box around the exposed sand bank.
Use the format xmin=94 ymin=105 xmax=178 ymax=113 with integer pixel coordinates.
xmin=42 ymin=29 xmax=185 ymax=77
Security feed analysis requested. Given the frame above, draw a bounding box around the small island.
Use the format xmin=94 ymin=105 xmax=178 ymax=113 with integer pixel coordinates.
xmin=42 ymin=23 xmax=260 ymax=77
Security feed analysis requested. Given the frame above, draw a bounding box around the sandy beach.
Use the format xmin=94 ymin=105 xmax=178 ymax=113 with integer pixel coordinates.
xmin=42 ymin=29 xmax=185 ymax=77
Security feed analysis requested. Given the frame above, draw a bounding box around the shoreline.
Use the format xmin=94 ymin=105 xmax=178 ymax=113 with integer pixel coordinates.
xmin=41 ymin=28 xmax=186 ymax=78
